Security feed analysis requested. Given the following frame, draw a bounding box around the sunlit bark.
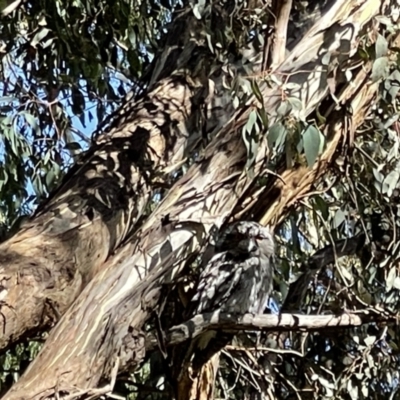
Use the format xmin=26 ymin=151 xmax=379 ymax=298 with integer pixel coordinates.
xmin=1 ymin=0 xmax=394 ymax=399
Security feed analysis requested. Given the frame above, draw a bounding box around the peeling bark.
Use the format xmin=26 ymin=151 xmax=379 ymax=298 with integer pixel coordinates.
xmin=5 ymin=101 xmax=259 ymax=397
xmin=0 ymin=71 xmax=201 ymax=348
xmin=1 ymin=0 xmax=394 ymax=398
xmin=0 ymin=10 xmax=246 ymax=350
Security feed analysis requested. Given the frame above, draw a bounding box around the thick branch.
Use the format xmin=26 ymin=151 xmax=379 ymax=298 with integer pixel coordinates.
xmin=0 ymin=9 xmax=245 ymax=350
xmin=3 ymin=0 xmax=390 ymax=398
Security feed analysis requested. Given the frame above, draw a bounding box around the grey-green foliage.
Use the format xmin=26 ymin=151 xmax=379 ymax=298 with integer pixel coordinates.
xmin=0 ymin=0 xmax=172 ymax=391
xmin=0 ymin=0 xmax=177 ymax=229
xmin=234 ymin=14 xmax=400 ymax=399
xmin=3 ymin=1 xmax=400 ymax=400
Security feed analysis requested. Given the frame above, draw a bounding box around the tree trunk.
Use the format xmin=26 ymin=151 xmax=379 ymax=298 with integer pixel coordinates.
xmin=0 ymin=10 xmax=241 ymax=350
xmin=2 ymin=0 xmax=392 ymax=398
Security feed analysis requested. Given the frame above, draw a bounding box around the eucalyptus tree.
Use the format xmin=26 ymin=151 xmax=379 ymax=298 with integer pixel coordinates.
xmin=1 ymin=1 xmax=400 ymax=399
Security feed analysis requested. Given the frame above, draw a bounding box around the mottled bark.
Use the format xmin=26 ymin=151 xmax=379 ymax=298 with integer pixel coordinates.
xmin=2 ymin=1 xmax=389 ymax=399
xmin=5 ymin=98 xmax=260 ymax=397
xmin=174 ymin=1 xmax=389 ymax=399
xmin=0 ymin=72 xmax=197 ymax=347
xmin=0 ymin=9 xmax=245 ymax=350
xmin=1 ymin=0 xmax=395 ymax=399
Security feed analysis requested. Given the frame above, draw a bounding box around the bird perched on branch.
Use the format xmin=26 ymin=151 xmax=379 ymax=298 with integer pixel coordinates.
xmin=189 ymin=221 xmax=275 ymax=369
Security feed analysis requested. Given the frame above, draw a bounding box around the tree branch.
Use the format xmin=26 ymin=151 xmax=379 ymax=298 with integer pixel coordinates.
xmin=283 ymin=234 xmax=366 ymax=311
xmin=156 ymin=310 xmax=398 ymax=348
xmin=3 ymin=1 xmax=390 ymax=398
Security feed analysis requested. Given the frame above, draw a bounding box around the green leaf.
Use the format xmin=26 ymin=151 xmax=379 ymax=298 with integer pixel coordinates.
xmin=333 ymin=209 xmax=345 ymax=229
xmin=257 ymin=108 xmax=268 ymax=128
xmin=128 ymin=28 xmax=136 ymax=46
xmin=20 ymin=111 xmax=39 ymax=134
xmin=251 ymin=80 xmax=263 ymax=105
xmin=375 ymin=34 xmax=388 ymax=58
xmin=46 ymin=169 xmax=55 ymax=188
xmin=303 ymin=125 xmax=321 ymax=166
xmin=7 ymin=125 xmax=19 ymax=156
xmin=245 ymin=110 xmax=257 ymax=133
xmin=371 ymin=57 xmax=389 ymax=82
xmin=32 ymin=175 xmax=44 ymax=197
xmin=277 ymin=101 xmax=292 ymax=117
xmin=267 ymin=123 xmax=286 ymax=148
xmin=287 ymin=97 xmax=303 ymax=112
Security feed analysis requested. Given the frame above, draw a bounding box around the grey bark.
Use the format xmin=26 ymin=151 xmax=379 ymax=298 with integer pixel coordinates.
xmin=2 ymin=0 xmax=392 ymax=398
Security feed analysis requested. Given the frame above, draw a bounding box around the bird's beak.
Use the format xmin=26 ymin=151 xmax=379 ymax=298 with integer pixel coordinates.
xmin=248 ymin=238 xmax=257 ymax=253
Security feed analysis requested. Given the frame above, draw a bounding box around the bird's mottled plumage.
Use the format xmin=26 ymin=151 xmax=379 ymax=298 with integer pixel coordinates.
xmin=192 ymin=221 xmax=275 ymax=316
xmin=188 ymin=221 xmax=275 ymax=363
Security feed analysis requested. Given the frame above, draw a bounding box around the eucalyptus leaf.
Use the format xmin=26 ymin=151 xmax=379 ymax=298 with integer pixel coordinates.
xmin=375 ymin=34 xmax=388 ymax=58
xmin=245 ymin=110 xmax=258 ymax=133
xmin=372 ymin=57 xmax=389 ymax=82
xmin=333 ymin=209 xmax=346 ymax=229
xmin=303 ymin=125 xmax=321 ymax=166
xmin=268 ymin=123 xmax=286 ymax=149
xmin=277 ymin=101 xmax=292 ymax=117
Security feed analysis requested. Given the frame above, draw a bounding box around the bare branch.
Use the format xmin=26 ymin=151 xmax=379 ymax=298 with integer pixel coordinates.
xmin=3 ymin=1 xmax=391 ymax=398
xmin=159 ymin=310 xmax=398 ymax=347
xmin=270 ymin=0 xmax=292 ymax=68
